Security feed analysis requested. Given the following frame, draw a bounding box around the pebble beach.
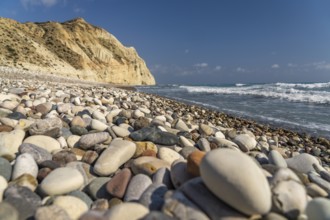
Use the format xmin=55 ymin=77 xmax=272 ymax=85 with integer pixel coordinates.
xmin=1 ymin=70 xmax=330 ymax=220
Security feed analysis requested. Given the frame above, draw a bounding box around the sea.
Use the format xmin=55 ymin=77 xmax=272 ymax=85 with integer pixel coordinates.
xmin=137 ymin=82 xmax=330 ymax=139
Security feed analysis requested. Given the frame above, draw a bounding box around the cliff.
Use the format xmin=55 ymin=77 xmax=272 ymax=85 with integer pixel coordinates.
xmin=0 ymin=17 xmax=156 ymax=85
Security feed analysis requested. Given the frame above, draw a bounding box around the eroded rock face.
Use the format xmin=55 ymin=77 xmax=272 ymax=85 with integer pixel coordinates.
xmin=0 ymin=17 xmax=155 ymax=85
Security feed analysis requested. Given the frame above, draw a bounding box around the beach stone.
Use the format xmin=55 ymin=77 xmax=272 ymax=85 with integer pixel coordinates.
xmin=152 ymin=167 xmax=173 ymax=189
xmin=35 ymin=205 xmax=71 ymax=220
xmin=78 ymin=210 xmax=105 ymax=220
xmin=308 ymin=172 xmax=330 ymax=193
xmin=18 ymin=143 xmax=52 ymax=165
xmin=286 ymin=153 xmax=324 ymax=174
xmin=70 ymin=126 xmax=88 ymax=136
xmin=91 ymin=199 xmax=109 ymax=211
xmin=0 ymin=117 xmax=18 ymax=128
xmin=130 ymin=126 xmax=157 ymax=141
xmin=131 ymin=156 xmax=171 ymax=176
xmin=94 ymin=140 xmax=136 ymax=176
xmin=200 ymin=148 xmax=272 ymax=215
xmin=10 ymin=174 xmax=38 ymax=192
xmin=37 ymin=167 xmax=52 ymax=182
xmin=106 ymin=168 xmax=132 ymax=198
xmin=233 ymin=134 xmax=257 ymax=152
xmin=0 ymin=129 xmax=26 ymax=159
xmin=124 ymin=174 xmax=152 ymax=202
xmin=40 ymin=167 xmax=84 ymax=195
xmin=146 ymin=131 xmax=179 ymax=145
xmin=57 ymin=103 xmax=72 ymax=113
xmin=133 ymin=117 xmax=151 ymax=130
xmin=268 ymin=150 xmax=287 ymax=168
xmin=92 ymin=110 xmax=105 ymax=120
xmin=29 ymin=117 xmax=62 ymax=138
xmin=141 ymin=211 xmax=176 ymax=220
xmin=210 ymin=137 xmax=239 ymax=150
xmin=162 ymin=190 xmax=209 ymax=220
xmin=180 ymin=178 xmax=248 ymax=220
xmin=187 ymin=150 xmax=205 ymax=177
xmin=52 ymin=150 xmax=77 ymax=166
xmin=112 ymin=125 xmax=130 ymax=137
xmin=197 ymin=138 xmax=211 ymax=152
xmin=7 ymin=112 xmax=26 ymax=120
xmin=0 ymin=125 xmax=13 ymax=132
xmin=35 ymin=102 xmax=53 ymax=115
xmin=85 ymin=177 xmax=111 ymax=200
xmin=306 ymin=183 xmax=328 ymax=198
xmin=53 ymin=195 xmax=88 ymax=220
xmin=306 ymin=197 xmax=330 ymax=220
xmin=78 ymin=132 xmax=110 ymax=150
xmin=12 ymin=153 xmax=38 ymax=180
xmin=263 ymin=212 xmax=288 ymax=220
xmin=180 ymin=146 xmax=198 ymax=159
xmin=66 ymin=161 xmax=96 ymax=187
xmin=108 ymin=197 xmax=123 ymax=208
xmin=81 ymin=150 xmax=99 ymax=165
xmin=67 ymin=135 xmax=81 ymax=148
xmin=23 ymin=135 xmax=61 ymax=153
xmin=134 ymin=141 xmax=158 ymax=158
xmin=71 ymin=116 xmax=86 ymax=127
xmin=0 ymin=176 xmax=8 ymax=202
xmin=133 ymin=109 xmax=145 ymax=119
xmin=139 ymin=183 xmax=167 ymax=210
xmin=104 ymin=202 xmax=149 ymax=220
xmin=174 ymin=119 xmax=189 ymax=132
xmin=158 ymin=147 xmax=183 ymax=165
xmin=0 ymin=201 xmax=19 ymax=220
xmin=67 ymin=190 xmax=93 ymax=208
xmin=179 ymin=136 xmax=194 ymax=148
xmin=0 ymin=157 xmax=12 ymax=181
xmin=199 ymin=124 xmax=213 ymax=136
xmin=170 ymin=160 xmax=194 ymax=189
xmin=91 ymin=119 xmax=108 ymax=131
xmin=4 ymin=185 xmax=41 ymax=220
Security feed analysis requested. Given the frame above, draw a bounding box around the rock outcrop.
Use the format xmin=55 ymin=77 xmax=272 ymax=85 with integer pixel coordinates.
xmin=0 ymin=17 xmax=155 ymax=85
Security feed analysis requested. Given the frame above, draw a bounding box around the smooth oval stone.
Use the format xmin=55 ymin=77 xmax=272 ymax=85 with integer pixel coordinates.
xmin=131 ymin=156 xmax=171 ymax=176
xmin=57 ymin=103 xmax=72 ymax=114
xmin=52 ymin=150 xmax=77 ymax=166
xmin=0 ymin=176 xmax=8 ymax=202
xmin=199 ymin=124 xmax=214 ymax=136
xmin=146 ymin=131 xmax=179 ymax=145
xmin=112 ymin=125 xmax=130 ymax=137
xmin=18 ymin=143 xmax=52 ymax=165
xmin=71 ymin=116 xmax=86 ymax=127
xmin=7 ymin=112 xmax=26 ymax=120
xmin=92 ymin=111 xmax=106 ymax=120
xmin=106 ymin=168 xmax=132 ymax=198
xmin=197 ymin=138 xmax=211 ymax=152
xmin=180 ymin=178 xmax=248 ymax=220
xmin=53 ymin=195 xmax=88 ymax=220
xmin=139 ymin=183 xmax=167 ymax=210
xmin=35 ymin=102 xmax=53 ymax=115
xmin=67 ymin=135 xmax=81 ymax=148
xmin=200 ymin=148 xmax=272 ymax=215
xmin=35 ymin=205 xmax=71 ymax=220
xmin=70 ymin=126 xmax=88 ymax=136
xmin=187 ymin=150 xmax=206 ymax=177
xmin=0 ymin=157 xmax=12 ymax=181
xmin=85 ymin=177 xmax=111 ymax=200
xmin=134 ymin=141 xmax=158 ymax=158
xmin=268 ymin=150 xmax=287 ymax=168
xmin=0 ymin=201 xmax=19 ymax=220
xmin=306 ymin=183 xmax=328 ymax=198
xmin=77 ymin=132 xmax=110 ymax=150
xmin=66 ymin=161 xmax=96 ymax=187
xmin=4 ymin=185 xmax=41 ymax=220
xmin=141 ymin=211 xmax=176 ymax=220
xmin=306 ymin=198 xmax=330 ymax=220
xmin=78 ymin=210 xmax=105 ymax=220
xmin=104 ymin=202 xmax=149 ymax=220
xmin=179 ymin=136 xmax=194 ymax=148
xmin=158 ymin=147 xmax=183 ymax=165
xmin=170 ymin=160 xmax=194 ymax=189
xmin=124 ymin=174 xmax=152 ymax=202
xmin=130 ymin=127 xmax=158 ymax=141
xmin=308 ymin=172 xmax=330 ymax=193
xmin=91 ymin=119 xmax=108 ymax=131
xmin=233 ymin=134 xmax=257 ymax=152
xmin=152 ymin=167 xmax=173 ymax=189
xmin=81 ymin=150 xmax=99 ymax=165
xmin=174 ymin=119 xmax=189 ymax=132
xmin=67 ymin=190 xmax=93 ymax=208
xmin=23 ymin=135 xmax=61 ymax=153
xmin=94 ymin=140 xmax=136 ymax=176
xmin=40 ymin=167 xmax=84 ymax=195
xmin=28 ymin=117 xmax=62 ymax=138
xmin=210 ymin=137 xmax=239 ymax=150
xmin=286 ymin=153 xmax=325 ymax=174
xmin=12 ymin=153 xmax=38 ymax=180
xmin=133 ymin=117 xmax=151 ymax=130
xmin=0 ymin=129 xmax=26 ymax=158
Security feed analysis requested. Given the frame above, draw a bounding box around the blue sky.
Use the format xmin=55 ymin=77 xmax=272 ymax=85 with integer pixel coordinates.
xmin=1 ymin=0 xmax=330 ymax=84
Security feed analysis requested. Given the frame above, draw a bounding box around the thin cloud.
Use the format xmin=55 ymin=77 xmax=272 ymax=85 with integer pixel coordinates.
xmin=271 ymin=64 xmax=280 ymax=69
xmin=287 ymin=63 xmax=297 ymax=67
xmin=194 ymin=63 xmax=208 ymax=68
xmin=236 ymin=67 xmax=246 ymax=72
xmin=184 ymin=49 xmax=189 ymax=54
xmin=313 ymin=61 xmax=330 ymax=70
xmin=74 ymin=7 xmax=85 ymax=13
xmin=214 ymin=65 xmax=222 ymax=71
xmin=21 ymin=0 xmax=60 ymax=8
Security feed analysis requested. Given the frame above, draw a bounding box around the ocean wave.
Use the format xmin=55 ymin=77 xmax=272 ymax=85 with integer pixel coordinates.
xmin=235 ymin=83 xmax=246 ymax=87
xmin=275 ymin=82 xmax=330 ymax=89
xmin=179 ymin=85 xmax=330 ymax=104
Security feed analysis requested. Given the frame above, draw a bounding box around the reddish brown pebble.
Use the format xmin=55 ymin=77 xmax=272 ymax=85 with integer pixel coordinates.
xmin=0 ymin=125 xmax=13 ymax=132
xmin=82 ymin=150 xmax=99 ymax=165
xmin=106 ymin=168 xmax=132 ymax=198
xmin=187 ymin=150 xmax=206 ymax=177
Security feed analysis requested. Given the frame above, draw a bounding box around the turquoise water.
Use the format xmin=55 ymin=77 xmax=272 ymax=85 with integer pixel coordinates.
xmin=137 ymin=82 xmax=330 ymax=138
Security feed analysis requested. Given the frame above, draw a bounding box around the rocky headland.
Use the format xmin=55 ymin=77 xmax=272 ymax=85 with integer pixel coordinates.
xmin=0 ymin=17 xmax=155 ymax=85
xmin=0 ymin=69 xmax=330 ymax=220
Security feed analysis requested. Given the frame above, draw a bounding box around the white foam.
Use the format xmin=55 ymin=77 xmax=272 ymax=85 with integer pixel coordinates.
xmin=275 ymin=82 xmax=330 ymax=89
xmin=235 ymin=83 xmax=246 ymax=87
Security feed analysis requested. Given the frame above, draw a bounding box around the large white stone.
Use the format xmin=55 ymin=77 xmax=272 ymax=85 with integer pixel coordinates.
xmin=90 ymin=119 xmax=108 ymax=131
xmin=158 ymin=147 xmax=183 ymax=165
xmin=40 ymin=167 xmax=84 ymax=195
xmin=0 ymin=129 xmax=26 ymax=158
xmin=233 ymin=134 xmax=257 ymax=152
xmin=23 ymin=135 xmax=61 ymax=153
xmin=12 ymin=153 xmax=38 ymax=180
xmin=200 ymin=148 xmax=271 ymax=215
xmin=112 ymin=125 xmax=130 ymax=137
xmin=104 ymin=202 xmax=149 ymax=220
xmin=53 ymin=195 xmax=88 ymax=220
xmin=94 ymin=140 xmax=136 ymax=176
xmin=306 ymin=198 xmax=330 ymax=220
xmin=286 ymin=153 xmax=325 ymax=174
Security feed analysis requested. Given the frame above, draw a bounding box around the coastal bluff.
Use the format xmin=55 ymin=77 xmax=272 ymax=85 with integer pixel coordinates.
xmin=0 ymin=17 xmax=155 ymax=85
